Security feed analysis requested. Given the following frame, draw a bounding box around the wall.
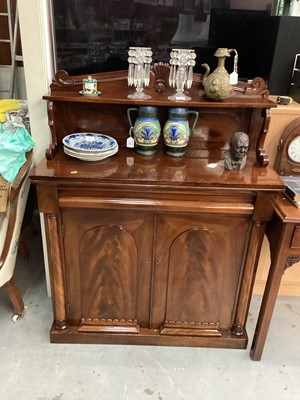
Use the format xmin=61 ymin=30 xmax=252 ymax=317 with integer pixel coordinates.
xmin=18 ymin=0 xmax=55 ymax=296
xmin=18 ymin=0 xmax=54 ymax=163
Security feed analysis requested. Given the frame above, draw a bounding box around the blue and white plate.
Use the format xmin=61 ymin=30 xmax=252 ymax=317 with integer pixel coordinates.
xmin=63 ymin=133 xmax=117 ymax=153
xmin=63 ymin=144 xmax=118 ymax=161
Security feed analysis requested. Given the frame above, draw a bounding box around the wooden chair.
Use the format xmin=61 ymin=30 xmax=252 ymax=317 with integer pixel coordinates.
xmin=0 ymin=152 xmax=33 ymax=321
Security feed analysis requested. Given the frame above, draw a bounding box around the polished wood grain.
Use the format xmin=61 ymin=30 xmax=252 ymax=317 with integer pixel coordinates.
xmin=31 ymin=69 xmax=284 ymax=348
xmin=43 ymin=70 xmax=275 ymax=164
xmin=232 ymin=221 xmax=265 ymax=336
xmin=153 ymin=213 xmax=250 ymax=336
xmin=45 ymin=213 xmax=68 ymax=330
xmin=62 ymin=209 xmax=153 ymax=332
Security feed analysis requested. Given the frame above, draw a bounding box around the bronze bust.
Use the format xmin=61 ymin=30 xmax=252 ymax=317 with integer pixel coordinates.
xmin=224 ymin=131 xmax=249 ymax=170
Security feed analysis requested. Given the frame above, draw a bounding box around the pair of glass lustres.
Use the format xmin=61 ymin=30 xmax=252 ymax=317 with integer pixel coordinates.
xmin=127 ymin=47 xmax=196 ymax=101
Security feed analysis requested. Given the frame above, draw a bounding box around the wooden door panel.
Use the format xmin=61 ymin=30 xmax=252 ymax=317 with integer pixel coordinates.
xmin=80 ymin=225 xmax=137 ymax=319
xmin=166 ymin=228 xmax=227 ymax=323
xmin=62 ymin=209 xmax=153 ymax=332
xmin=152 ymin=213 xmax=251 ymax=335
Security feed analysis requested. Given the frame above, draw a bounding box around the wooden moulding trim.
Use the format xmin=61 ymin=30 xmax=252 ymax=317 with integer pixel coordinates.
xmin=50 ymin=69 xmax=128 ymax=92
xmin=78 ymin=325 xmax=139 ymax=334
xmin=160 ymin=328 xmax=222 ymax=337
xmin=161 ymin=321 xmax=222 ymax=337
xmin=79 ymin=318 xmax=140 ymax=334
xmin=233 ymin=77 xmax=270 ymax=99
xmin=58 ymin=197 xmax=254 ymax=215
xmin=78 ymin=325 xmax=140 ymax=334
xmin=163 ymin=320 xmax=220 ymax=329
xmin=49 ymin=70 xmax=270 ymax=101
xmin=80 ymin=317 xmax=138 ymax=326
xmin=256 ymin=108 xmax=271 ymax=167
xmin=45 ymin=101 xmax=58 ymax=160
xmin=49 ymin=70 xmax=82 ymax=91
xmin=50 ymin=325 xmax=248 ymax=348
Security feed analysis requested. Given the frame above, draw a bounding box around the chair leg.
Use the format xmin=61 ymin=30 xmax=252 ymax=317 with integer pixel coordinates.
xmin=18 ymin=221 xmax=40 ymax=260
xmin=2 ymin=279 xmax=24 ymax=318
xmin=29 ymin=221 xmax=39 ymax=234
xmin=18 ymin=232 xmax=30 ymax=260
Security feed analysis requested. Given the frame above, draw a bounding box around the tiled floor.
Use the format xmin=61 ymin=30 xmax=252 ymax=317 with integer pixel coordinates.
xmin=1 ymin=217 xmax=300 ymax=400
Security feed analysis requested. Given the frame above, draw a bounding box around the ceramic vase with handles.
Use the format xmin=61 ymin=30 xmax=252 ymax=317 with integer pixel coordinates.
xmin=127 ymin=106 xmax=161 ymax=155
xmin=163 ymin=107 xmax=199 ymax=157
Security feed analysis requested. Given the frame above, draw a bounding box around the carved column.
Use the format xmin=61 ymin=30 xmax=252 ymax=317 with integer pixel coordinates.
xmin=46 ymin=213 xmax=68 ymax=330
xmin=256 ymin=108 xmax=270 ymax=167
xmin=233 ymin=221 xmax=266 ymax=336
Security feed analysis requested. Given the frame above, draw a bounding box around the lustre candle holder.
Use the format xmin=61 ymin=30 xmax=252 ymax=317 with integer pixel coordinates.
xmin=127 ymin=47 xmax=152 ymax=100
xmin=168 ymin=49 xmax=196 ymax=101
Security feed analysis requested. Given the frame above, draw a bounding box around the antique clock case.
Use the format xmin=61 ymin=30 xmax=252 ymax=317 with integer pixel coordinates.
xmin=275 ymin=116 xmax=300 ymax=176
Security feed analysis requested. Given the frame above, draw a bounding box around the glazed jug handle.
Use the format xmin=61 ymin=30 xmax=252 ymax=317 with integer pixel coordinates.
xmin=188 ymin=110 xmax=199 ymax=133
xmin=127 ymin=108 xmax=138 ymax=128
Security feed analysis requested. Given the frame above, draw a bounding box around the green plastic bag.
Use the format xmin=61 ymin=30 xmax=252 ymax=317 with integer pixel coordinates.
xmin=0 ymin=126 xmax=35 ymax=182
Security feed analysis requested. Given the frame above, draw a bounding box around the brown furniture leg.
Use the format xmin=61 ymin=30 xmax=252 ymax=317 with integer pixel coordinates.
xmin=250 ymin=214 xmax=298 ymax=361
xmin=250 ymin=251 xmax=286 ymax=360
xmin=18 ymin=232 xmax=30 ymax=260
xmin=2 ymin=278 xmax=25 ymax=317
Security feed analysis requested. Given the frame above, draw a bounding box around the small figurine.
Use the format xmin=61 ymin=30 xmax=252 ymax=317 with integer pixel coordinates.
xmin=224 ymin=131 xmax=249 ymax=170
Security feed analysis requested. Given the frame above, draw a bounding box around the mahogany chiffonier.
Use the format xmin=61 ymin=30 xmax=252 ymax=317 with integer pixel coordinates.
xmin=30 ymin=70 xmax=284 ymax=349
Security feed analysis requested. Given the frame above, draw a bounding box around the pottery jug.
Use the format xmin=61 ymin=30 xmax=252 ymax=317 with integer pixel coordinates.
xmin=201 ymin=48 xmax=235 ymax=101
xmin=163 ymin=107 xmax=199 ymax=157
xmin=127 ymin=106 xmax=161 ymax=155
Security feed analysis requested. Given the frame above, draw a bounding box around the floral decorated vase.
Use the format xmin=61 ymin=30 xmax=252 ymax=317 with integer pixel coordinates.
xmin=127 ymin=106 xmax=161 ymax=155
xmin=163 ymin=107 xmax=199 ymax=157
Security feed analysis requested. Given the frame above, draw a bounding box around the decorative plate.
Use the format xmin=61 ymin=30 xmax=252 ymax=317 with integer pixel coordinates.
xmin=62 ymin=140 xmax=118 ymax=156
xmin=79 ymin=90 xmax=101 ymax=97
xmin=63 ymin=133 xmax=117 ymax=152
xmin=63 ymin=144 xmax=119 ymax=161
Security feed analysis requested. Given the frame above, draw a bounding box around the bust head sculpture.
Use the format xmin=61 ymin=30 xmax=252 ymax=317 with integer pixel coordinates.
xmin=224 ymin=131 xmax=249 ymax=170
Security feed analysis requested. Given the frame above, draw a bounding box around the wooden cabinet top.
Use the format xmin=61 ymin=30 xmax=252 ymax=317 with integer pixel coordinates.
xmin=272 ymin=193 xmax=300 ymax=223
xmin=44 ymin=70 xmax=276 ymax=109
xmin=31 ymin=146 xmax=283 ymax=192
xmin=33 ymin=69 xmax=283 ymax=193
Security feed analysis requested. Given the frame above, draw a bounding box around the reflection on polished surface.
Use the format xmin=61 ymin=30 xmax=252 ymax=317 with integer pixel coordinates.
xmin=52 ymin=0 xmax=280 ymax=84
xmin=40 ymin=146 xmax=283 ymax=189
